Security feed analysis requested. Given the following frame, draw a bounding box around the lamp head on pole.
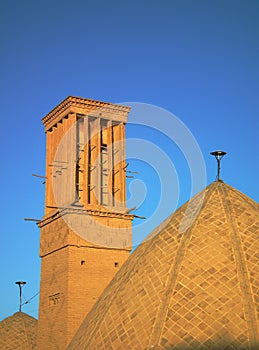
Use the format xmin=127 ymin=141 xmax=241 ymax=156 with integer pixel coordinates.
xmin=15 ymin=281 xmax=26 ymax=286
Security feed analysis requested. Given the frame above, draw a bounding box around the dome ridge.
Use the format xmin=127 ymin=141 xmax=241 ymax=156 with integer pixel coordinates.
xmin=68 ymin=181 xmax=259 ymax=350
xmin=19 ymin=312 xmax=33 ymax=348
xmin=149 ymin=182 xmax=217 ymax=347
xmin=222 ymin=181 xmax=259 ymax=211
xmin=219 ymin=183 xmax=259 ymax=346
xmin=0 ymin=311 xmax=37 ymax=350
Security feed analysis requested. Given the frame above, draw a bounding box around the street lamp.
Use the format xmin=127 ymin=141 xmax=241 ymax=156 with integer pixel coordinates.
xmin=15 ymin=281 xmax=26 ymax=312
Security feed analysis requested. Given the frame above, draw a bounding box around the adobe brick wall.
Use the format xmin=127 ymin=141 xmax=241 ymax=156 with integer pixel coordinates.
xmin=37 ymin=207 xmax=132 ymax=350
xmin=37 ymin=242 xmax=130 ymax=350
xmin=37 ymin=97 xmax=133 ymax=349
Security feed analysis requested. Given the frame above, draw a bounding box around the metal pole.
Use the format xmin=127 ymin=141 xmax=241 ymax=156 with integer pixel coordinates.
xmin=210 ymin=151 xmax=227 ymax=181
xmin=217 ymin=156 xmax=220 ymax=181
xmin=15 ymin=281 xmax=26 ymax=312
xmin=19 ymin=284 xmax=22 ymax=312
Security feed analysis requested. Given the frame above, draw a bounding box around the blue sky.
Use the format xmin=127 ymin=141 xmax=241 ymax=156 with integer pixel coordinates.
xmin=0 ymin=0 xmax=258 ymax=321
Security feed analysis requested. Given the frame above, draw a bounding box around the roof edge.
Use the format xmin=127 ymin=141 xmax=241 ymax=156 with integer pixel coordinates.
xmin=42 ymin=96 xmax=131 ymax=131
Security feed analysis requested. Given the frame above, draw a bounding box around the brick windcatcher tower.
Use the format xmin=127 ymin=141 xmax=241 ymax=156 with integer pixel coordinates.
xmin=37 ymin=96 xmax=133 ymax=350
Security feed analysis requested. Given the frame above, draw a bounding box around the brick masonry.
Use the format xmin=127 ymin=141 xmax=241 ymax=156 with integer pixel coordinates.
xmin=37 ymin=97 xmax=133 ymax=350
xmin=68 ymin=181 xmax=259 ymax=350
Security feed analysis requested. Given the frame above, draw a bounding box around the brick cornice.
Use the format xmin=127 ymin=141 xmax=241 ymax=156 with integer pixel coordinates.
xmin=38 ymin=205 xmax=134 ymax=228
xmin=42 ymin=96 xmax=131 ymax=132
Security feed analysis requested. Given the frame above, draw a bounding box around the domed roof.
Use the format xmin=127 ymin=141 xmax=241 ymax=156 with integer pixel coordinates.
xmin=68 ymin=181 xmax=259 ymax=350
xmin=0 ymin=312 xmax=37 ymax=349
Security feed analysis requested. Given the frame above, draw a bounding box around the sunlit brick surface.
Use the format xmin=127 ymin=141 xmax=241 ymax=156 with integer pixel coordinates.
xmin=68 ymin=181 xmax=259 ymax=350
xmin=0 ymin=312 xmax=37 ymax=349
xmin=37 ymin=97 xmax=133 ymax=350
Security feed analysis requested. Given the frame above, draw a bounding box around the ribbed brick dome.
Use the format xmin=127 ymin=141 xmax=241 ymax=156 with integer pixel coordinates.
xmin=0 ymin=312 xmax=37 ymax=349
xmin=68 ymin=181 xmax=259 ymax=349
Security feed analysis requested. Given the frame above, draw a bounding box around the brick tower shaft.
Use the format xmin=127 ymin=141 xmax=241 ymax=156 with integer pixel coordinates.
xmin=37 ymin=96 xmax=133 ymax=350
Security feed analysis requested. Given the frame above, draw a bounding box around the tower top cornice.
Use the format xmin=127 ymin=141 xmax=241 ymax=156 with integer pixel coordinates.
xmin=42 ymin=96 xmax=131 ymax=132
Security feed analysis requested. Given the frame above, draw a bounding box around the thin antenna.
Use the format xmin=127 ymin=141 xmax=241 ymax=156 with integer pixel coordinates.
xmin=24 ymin=218 xmax=40 ymax=222
xmin=32 ymin=174 xmax=47 ymax=179
xmin=15 ymin=281 xmax=26 ymax=312
xmin=210 ymin=150 xmax=227 ymax=181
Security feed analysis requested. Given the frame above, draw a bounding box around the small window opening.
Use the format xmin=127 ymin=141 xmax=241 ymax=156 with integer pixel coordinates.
xmin=81 ymin=260 xmax=86 ymax=266
xmin=114 ymin=262 xmax=119 ymax=268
